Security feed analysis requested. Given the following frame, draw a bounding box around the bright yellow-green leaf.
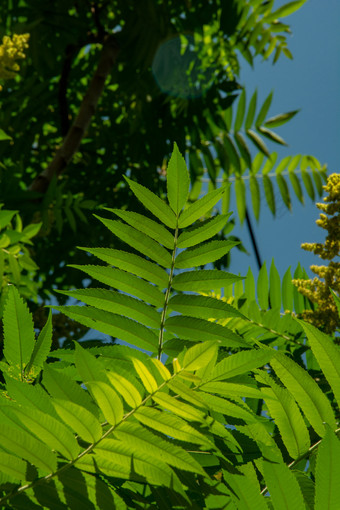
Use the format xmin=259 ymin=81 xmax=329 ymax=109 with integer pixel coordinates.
xmin=132 ymin=358 xmax=158 ymax=393
xmin=87 ymin=380 xmax=124 ymax=426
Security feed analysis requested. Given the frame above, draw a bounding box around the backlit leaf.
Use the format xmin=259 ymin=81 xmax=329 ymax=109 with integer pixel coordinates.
xmin=94 ymin=216 xmax=172 ymax=268
xmin=53 ymin=306 xmax=158 ymax=351
xmin=165 ymin=316 xmax=247 ymax=347
xmin=246 ymin=129 xmax=271 ymax=158
xmin=125 ymin=177 xmax=177 ymax=228
xmin=25 ymin=310 xmax=53 ymax=378
xmin=87 ymin=381 xmax=123 ymax=426
xmin=114 ymin=421 xmax=205 ymax=475
xmin=256 ymin=371 xmax=310 ymax=459
xmin=0 ymin=451 xmax=28 ymax=483
xmin=177 ymin=214 xmax=231 ymax=248
xmin=271 ymin=352 xmax=336 ymax=436
xmin=263 ymin=175 xmax=276 ymax=215
xmin=264 ymin=110 xmax=299 ymax=128
xmin=234 ymin=88 xmax=246 ymax=132
xmin=235 ymin=177 xmax=246 ymax=224
xmin=245 ymin=89 xmax=257 ymax=130
xmin=172 ymin=269 xmax=244 ymax=291
xmin=262 ymin=459 xmax=306 ymax=510
xmin=183 ymin=341 xmax=218 ymax=371
xmin=282 ymin=267 xmax=294 ymax=311
xmin=3 ymin=286 xmax=35 ymax=378
xmin=255 ymin=91 xmax=273 ymax=127
xmin=68 ymin=265 xmax=164 ymax=307
xmin=257 ymin=262 xmax=269 ymax=310
xmin=167 ymin=142 xmax=190 ymax=214
xmin=209 ymin=349 xmax=274 ymax=382
xmin=134 ymin=407 xmax=213 ymax=447
xmin=53 ymin=399 xmax=102 ymax=444
xmin=269 ymin=259 xmax=281 ymax=309
xmin=178 ymin=187 xmax=227 ymax=228
xmin=235 ymin=132 xmax=252 ymax=168
xmin=9 ymin=406 xmax=80 ymax=460
xmin=250 ymin=174 xmax=261 ymax=220
xmin=297 ymin=319 xmax=340 ymax=409
xmin=100 ymin=208 xmax=174 ymax=248
xmin=106 ymin=371 xmax=143 ymax=408
xmin=0 ymin=422 xmax=57 ymax=474
xmin=168 ymin=294 xmax=245 ymax=320
xmin=132 ymin=358 xmax=158 ymax=393
xmin=175 ymin=240 xmax=237 ymax=268
xmin=57 ymin=288 xmax=161 ymax=329
xmin=314 ymin=426 xmax=340 ymax=510
xmin=258 ymin=126 xmax=287 ymax=146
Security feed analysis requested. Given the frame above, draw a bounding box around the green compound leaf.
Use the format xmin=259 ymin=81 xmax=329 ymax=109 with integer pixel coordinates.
xmin=79 ymin=247 xmax=169 ymax=288
xmin=245 ymin=89 xmax=258 ymax=130
xmin=235 ymin=176 xmax=246 ymax=224
xmin=0 ymin=422 xmax=57 ymax=475
xmin=250 ymin=174 xmax=261 ymax=220
xmin=165 ymin=316 xmax=247 ymax=347
xmin=314 ymin=425 xmax=340 ymax=510
xmin=234 ymin=88 xmax=246 ymax=132
xmin=167 ymin=142 xmax=190 ymax=214
xmin=175 ymin=240 xmax=238 ymax=269
xmin=297 ymin=319 xmax=340 ymax=410
xmin=86 ymin=381 xmax=124 ymax=426
xmin=172 ymin=269 xmax=244 ymax=292
xmin=168 ymin=294 xmax=245 ymax=320
xmin=177 ymin=213 xmax=231 ymax=248
xmin=282 ymin=266 xmax=294 ymax=311
xmin=264 ymin=110 xmax=299 ymax=128
xmin=113 ymin=421 xmax=205 ymax=475
xmin=246 ymin=129 xmax=271 ymax=158
xmin=226 ymin=473 xmax=270 ymax=510
xmin=182 ymin=341 xmax=219 ymax=371
xmin=106 ymin=371 xmax=143 ymax=408
xmin=256 ymin=371 xmax=310 ymax=459
xmin=125 ymin=177 xmax=177 ymax=228
xmin=68 ymin=265 xmax=164 ymax=307
xmin=209 ymin=349 xmax=274 ymax=382
xmin=52 ymin=306 xmax=158 ymax=352
xmin=25 ymin=310 xmax=53 ymax=379
xmin=269 ymin=259 xmax=281 ymax=310
xmin=263 ymin=174 xmax=276 ymax=215
xmin=105 ymin=208 xmax=174 ymax=249
xmin=3 ymin=286 xmax=35 ymax=378
xmin=132 ymin=358 xmax=158 ymax=393
xmin=9 ymin=406 xmax=80 ymax=461
xmin=134 ymin=407 xmax=213 ymax=448
xmin=58 ymin=288 xmax=161 ymax=329
xmin=262 ymin=459 xmax=306 ymax=510
xmin=257 ymin=261 xmax=269 ymax=310
xmin=178 ymin=187 xmax=227 ymax=228
xmin=53 ymin=399 xmax=102 ymax=444
xmin=264 ymin=1 xmax=308 ymax=23
xmin=255 ymin=91 xmax=273 ymax=127
xmin=0 ymin=451 xmax=28 ymax=483
xmin=271 ymin=352 xmax=336 ymax=437
xmin=94 ymin=216 xmax=172 ymax=268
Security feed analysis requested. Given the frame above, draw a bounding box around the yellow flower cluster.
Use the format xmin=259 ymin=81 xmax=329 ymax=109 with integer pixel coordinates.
xmin=293 ymin=173 xmax=340 ymax=335
xmin=0 ymin=33 xmax=29 ymax=89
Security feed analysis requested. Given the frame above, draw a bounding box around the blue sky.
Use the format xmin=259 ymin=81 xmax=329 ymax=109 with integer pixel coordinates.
xmin=227 ymin=0 xmax=340 ymax=279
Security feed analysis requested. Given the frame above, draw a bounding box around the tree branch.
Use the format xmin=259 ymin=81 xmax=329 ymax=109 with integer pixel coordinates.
xmin=29 ymin=34 xmax=120 ymax=194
